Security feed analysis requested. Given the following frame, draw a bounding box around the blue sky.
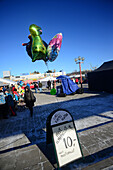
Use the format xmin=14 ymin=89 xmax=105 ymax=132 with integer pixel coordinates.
xmin=0 ymin=0 xmax=113 ymax=77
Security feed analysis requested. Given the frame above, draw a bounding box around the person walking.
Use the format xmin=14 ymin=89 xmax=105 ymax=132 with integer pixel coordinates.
xmin=5 ymin=90 xmax=17 ymax=116
xmin=47 ymin=80 xmax=51 ymax=90
xmin=0 ymin=89 xmax=9 ymax=119
xmin=34 ymin=83 xmax=38 ymax=93
xmin=38 ymin=81 xmax=42 ymax=92
xmin=3 ymin=86 xmax=6 ymax=94
xmin=76 ymin=78 xmax=79 ymax=84
xmin=24 ymin=86 xmax=36 ymax=117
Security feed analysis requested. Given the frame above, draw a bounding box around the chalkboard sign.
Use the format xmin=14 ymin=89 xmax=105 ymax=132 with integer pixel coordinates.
xmin=48 ymin=109 xmax=83 ymax=168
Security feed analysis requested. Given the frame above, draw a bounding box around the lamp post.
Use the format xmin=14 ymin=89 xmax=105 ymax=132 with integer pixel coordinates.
xmin=75 ymin=56 xmax=85 ymax=89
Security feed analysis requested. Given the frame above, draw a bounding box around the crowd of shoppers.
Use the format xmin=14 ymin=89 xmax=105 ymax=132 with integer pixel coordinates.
xmin=0 ymin=79 xmax=57 ymax=119
xmin=0 ymin=86 xmax=17 ymax=119
xmin=0 ymin=83 xmax=37 ymax=119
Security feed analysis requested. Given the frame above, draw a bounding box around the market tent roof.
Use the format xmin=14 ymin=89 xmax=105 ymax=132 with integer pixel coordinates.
xmin=87 ymin=60 xmax=113 ymax=93
xmin=0 ymin=82 xmax=9 ymax=86
xmin=40 ymin=76 xmax=57 ymax=82
xmin=0 ymin=78 xmax=17 ymax=86
xmin=93 ymin=60 xmax=113 ymax=72
xmin=56 ymin=75 xmax=79 ymax=95
xmin=56 ymin=75 xmax=70 ymax=79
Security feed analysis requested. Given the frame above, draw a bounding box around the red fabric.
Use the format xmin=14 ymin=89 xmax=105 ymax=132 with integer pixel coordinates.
xmin=76 ymin=79 xmax=78 ymax=83
xmin=13 ymin=91 xmax=19 ymax=96
xmin=9 ymin=106 xmax=16 ymax=116
xmin=12 ymin=87 xmax=15 ymax=92
xmin=30 ymin=85 xmax=34 ymax=89
xmin=22 ymin=85 xmax=34 ymax=89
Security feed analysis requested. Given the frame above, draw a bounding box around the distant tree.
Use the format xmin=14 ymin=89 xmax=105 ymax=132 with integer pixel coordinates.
xmin=90 ymin=64 xmax=97 ymax=70
xmin=44 ymin=73 xmax=46 ymax=77
xmin=53 ymin=69 xmax=56 ymax=73
xmin=46 ymin=70 xmax=52 ymax=73
xmin=82 ymin=71 xmax=85 ymax=74
xmin=33 ymin=71 xmax=40 ymax=74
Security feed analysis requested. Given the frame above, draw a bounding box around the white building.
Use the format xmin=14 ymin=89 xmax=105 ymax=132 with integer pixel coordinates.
xmin=10 ymin=72 xmax=66 ymax=82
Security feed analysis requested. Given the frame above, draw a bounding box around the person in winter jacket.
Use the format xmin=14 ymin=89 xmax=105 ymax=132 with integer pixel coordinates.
xmin=5 ymin=90 xmax=16 ymax=116
xmin=24 ymin=86 xmax=36 ymax=117
xmin=47 ymin=80 xmax=51 ymax=90
xmin=34 ymin=83 xmax=38 ymax=93
xmin=38 ymin=81 xmax=42 ymax=92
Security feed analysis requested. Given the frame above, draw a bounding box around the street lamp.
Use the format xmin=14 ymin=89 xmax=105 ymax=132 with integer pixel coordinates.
xmin=75 ymin=56 xmax=85 ymax=89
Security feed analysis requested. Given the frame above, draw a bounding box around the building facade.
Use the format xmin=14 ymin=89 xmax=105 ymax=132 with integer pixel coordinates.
xmin=10 ymin=72 xmax=66 ymax=82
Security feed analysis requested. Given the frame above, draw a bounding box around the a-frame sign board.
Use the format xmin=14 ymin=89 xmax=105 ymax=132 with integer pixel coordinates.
xmin=46 ymin=109 xmax=83 ymax=168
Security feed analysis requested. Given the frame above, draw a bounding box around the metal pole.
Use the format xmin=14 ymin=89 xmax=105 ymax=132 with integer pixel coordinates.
xmin=79 ymin=62 xmax=82 ymax=88
xmin=53 ymin=72 xmax=56 ymax=89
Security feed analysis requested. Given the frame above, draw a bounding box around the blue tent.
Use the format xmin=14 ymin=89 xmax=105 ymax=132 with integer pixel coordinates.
xmin=56 ymin=75 xmax=79 ymax=95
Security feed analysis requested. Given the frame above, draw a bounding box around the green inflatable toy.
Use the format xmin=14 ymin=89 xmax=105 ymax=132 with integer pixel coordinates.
xmin=22 ymin=24 xmax=63 ymax=64
xmin=29 ymin=24 xmax=47 ymax=62
xmin=50 ymin=88 xmax=56 ymax=95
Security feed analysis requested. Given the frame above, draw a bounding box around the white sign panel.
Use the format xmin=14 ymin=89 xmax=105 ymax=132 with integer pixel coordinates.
xmin=3 ymin=71 xmax=11 ymax=77
xmin=52 ymin=122 xmax=82 ymax=167
xmin=51 ymin=110 xmax=72 ymax=126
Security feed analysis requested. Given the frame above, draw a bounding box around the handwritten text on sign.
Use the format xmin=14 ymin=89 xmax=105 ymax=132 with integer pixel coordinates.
xmin=51 ymin=110 xmax=72 ymax=125
xmin=52 ymin=122 xmax=82 ymax=167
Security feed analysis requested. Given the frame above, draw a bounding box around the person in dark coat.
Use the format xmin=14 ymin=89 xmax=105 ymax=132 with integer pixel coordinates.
xmin=34 ymin=83 xmax=38 ymax=93
xmin=47 ymin=80 xmax=51 ymax=90
xmin=5 ymin=90 xmax=16 ymax=116
xmin=24 ymin=86 xmax=36 ymax=117
xmin=38 ymin=81 xmax=42 ymax=92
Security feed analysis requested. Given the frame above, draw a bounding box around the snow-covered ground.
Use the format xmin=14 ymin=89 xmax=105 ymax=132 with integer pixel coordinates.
xmin=0 ymin=86 xmax=113 ymax=169
xmin=1 ymin=88 xmax=113 ymax=144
